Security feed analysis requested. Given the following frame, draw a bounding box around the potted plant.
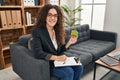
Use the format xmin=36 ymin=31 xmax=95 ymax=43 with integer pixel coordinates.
xmin=61 ymin=5 xmax=83 ymax=27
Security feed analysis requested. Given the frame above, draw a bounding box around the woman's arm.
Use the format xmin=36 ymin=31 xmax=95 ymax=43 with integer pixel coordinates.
xmin=65 ymin=36 xmax=78 ymax=49
xmin=50 ymin=36 xmax=78 ymax=61
xmin=49 ymin=55 xmax=67 ymax=61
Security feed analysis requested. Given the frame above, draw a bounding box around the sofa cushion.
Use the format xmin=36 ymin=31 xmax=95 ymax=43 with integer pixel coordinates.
xmin=64 ymin=49 xmax=93 ymax=66
xmin=65 ymin=24 xmax=90 ymax=43
xmin=70 ymin=39 xmax=116 ymax=60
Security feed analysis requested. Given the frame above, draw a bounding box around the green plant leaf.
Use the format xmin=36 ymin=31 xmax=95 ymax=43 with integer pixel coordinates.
xmin=61 ymin=5 xmax=83 ymax=27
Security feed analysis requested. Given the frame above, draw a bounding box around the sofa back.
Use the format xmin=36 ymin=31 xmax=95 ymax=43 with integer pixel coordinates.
xmin=65 ymin=24 xmax=90 ymax=43
xmin=18 ymin=34 xmax=32 ymax=48
xmin=18 ymin=24 xmax=90 ymax=48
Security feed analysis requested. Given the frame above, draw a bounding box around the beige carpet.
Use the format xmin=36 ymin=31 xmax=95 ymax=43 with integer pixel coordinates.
xmin=0 ymin=66 xmax=109 ymax=80
xmin=0 ymin=67 xmax=22 ymax=80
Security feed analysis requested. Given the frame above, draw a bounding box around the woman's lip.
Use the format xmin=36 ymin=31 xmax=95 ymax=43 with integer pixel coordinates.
xmin=49 ymin=20 xmax=56 ymax=23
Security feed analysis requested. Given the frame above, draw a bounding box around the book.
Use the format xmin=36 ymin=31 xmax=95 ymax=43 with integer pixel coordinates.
xmin=0 ymin=0 xmax=4 ymax=5
xmin=100 ymin=56 xmax=119 ymax=66
xmin=0 ymin=11 xmax=8 ymax=28
xmin=30 ymin=0 xmax=35 ymax=6
xmin=54 ymin=57 xmax=82 ymax=67
xmin=26 ymin=11 xmax=32 ymax=25
xmin=35 ymin=0 xmax=38 ymax=5
xmin=23 ymin=0 xmax=27 ymax=6
xmin=24 ymin=0 xmax=35 ymax=6
xmin=11 ymin=10 xmax=17 ymax=28
xmin=50 ymin=0 xmax=59 ymax=5
xmin=5 ymin=10 xmax=13 ymax=28
xmin=107 ymin=51 xmax=120 ymax=60
xmin=16 ymin=10 xmax=22 ymax=27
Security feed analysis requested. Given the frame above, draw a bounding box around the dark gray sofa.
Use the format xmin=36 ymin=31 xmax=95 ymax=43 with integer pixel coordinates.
xmin=10 ymin=24 xmax=117 ymax=80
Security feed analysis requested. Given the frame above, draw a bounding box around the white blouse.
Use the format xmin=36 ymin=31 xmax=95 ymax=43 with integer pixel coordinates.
xmin=51 ymin=30 xmax=58 ymax=50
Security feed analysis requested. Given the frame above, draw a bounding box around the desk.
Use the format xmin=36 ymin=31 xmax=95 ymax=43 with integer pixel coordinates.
xmin=93 ymin=48 xmax=120 ymax=80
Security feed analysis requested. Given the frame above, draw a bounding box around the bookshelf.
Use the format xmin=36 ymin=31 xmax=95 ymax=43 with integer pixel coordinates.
xmin=0 ymin=0 xmax=47 ymax=69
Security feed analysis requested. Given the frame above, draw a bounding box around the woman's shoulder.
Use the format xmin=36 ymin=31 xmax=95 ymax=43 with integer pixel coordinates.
xmin=33 ymin=26 xmax=41 ymax=30
xmin=33 ymin=26 xmax=45 ymax=32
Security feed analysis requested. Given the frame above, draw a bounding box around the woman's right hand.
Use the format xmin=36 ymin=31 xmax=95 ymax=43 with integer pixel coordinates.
xmin=56 ymin=55 xmax=67 ymax=61
xmin=50 ymin=55 xmax=67 ymax=61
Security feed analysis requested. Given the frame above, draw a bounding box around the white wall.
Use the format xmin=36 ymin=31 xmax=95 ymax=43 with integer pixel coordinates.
xmin=104 ymin=0 xmax=120 ymax=47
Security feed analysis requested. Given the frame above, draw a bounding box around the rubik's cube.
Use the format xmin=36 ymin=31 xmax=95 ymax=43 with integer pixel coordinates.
xmin=71 ymin=30 xmax=78 ymax=37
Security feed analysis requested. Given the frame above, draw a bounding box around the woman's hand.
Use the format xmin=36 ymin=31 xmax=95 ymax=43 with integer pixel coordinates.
xmin=69 ymin=36 xmax=78 ymax=45
xmin=56 ymin=55 xmax=67 ymax=61
xmin=65 ymin=36 xmax=78 ymax=49
xmin=50 ymin=55 xmax=67 ymax=62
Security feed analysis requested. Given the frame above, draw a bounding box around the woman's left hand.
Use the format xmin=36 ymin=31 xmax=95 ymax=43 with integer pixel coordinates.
xmin=65 ymin=36 xmax=78 ymax=49
xmin=68 ymin=36 xmax=78 ymax=45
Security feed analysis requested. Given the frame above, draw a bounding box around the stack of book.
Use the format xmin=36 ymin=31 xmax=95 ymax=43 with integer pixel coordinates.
xmin=107 ymin=51 xmax=120 ymax=60
xmin=26 ymin=11 xmax=37 ymax=25
xmin=1 ymin=29 xmax=23 ymax=48
xmin=100 ymin=51 xmax=120 ymax=66
xmin=23 ymin=0 xmax=39 ymax=6
xmin=50 ymin=0 xmax=59 ymax=5
xmin=0 ymin=0 xmax=19 ymax=5
xmin=0 ymin=10 xmax=22 ymax=28
xmin=100 ymin=56 xmax=119 ymax=66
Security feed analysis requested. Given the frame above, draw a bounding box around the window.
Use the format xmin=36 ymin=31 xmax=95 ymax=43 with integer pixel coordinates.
xmin=80 ymin=0 xmax=106 ymax=30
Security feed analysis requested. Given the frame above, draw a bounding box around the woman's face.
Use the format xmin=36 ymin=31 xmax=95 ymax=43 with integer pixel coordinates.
xmin=46 ymin=8 xmax=58 ymax=28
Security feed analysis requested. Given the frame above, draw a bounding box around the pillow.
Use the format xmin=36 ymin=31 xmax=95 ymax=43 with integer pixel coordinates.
xmin=27 ymin=37 xmax=35 ymax=57
xmin=28 ymin=37 xmax=33 ymax=50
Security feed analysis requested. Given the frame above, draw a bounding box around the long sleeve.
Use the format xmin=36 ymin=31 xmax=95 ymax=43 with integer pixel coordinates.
xmin=32 ymin=27 xmax=53 ymax=60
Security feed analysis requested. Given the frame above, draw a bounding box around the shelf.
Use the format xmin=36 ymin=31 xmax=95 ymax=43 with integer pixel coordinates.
xmin=0 ymin=27 xmax=23 ymax=31
xmin=0 ymin=0 xmax=47 ymax=69
xmin=4 ymin=55 xmax=11 ymax=59
xmin=0 ymin=6 xmax=21 ymax=9
xmin=2 ymin=47 xmax=10 ymax=51
xmin=24 ymin=6 xmax=43 ymax=8
xmin=5 ymin=63 xmax=12 ymax=68
xmin=25 ymin=24 xmax=35 ymax=27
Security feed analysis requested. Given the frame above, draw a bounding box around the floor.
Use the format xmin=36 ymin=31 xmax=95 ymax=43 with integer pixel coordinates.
xmin=0 ymin=66 xmax=111 ymax=80
xmin=81 ymin=66 xmax=109 ymax=80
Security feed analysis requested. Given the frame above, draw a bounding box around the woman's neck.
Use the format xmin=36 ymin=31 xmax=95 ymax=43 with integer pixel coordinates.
xmin=46 ymin=24 xmax=54 ymax=31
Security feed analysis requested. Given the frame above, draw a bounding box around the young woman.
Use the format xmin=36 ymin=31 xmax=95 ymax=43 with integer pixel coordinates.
xmin=32 ymin=4 xmax=83 ymax=80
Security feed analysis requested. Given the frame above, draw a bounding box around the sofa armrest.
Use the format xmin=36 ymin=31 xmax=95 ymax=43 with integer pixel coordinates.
xmin=90 ymin=29 xmax=117 ymax=45
xmin=10 ymin=43 xmax=50 ymax=80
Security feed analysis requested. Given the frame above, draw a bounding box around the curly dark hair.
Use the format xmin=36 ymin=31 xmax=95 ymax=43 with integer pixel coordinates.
xmin=35 ymin=4 xmax=66 ymax=45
